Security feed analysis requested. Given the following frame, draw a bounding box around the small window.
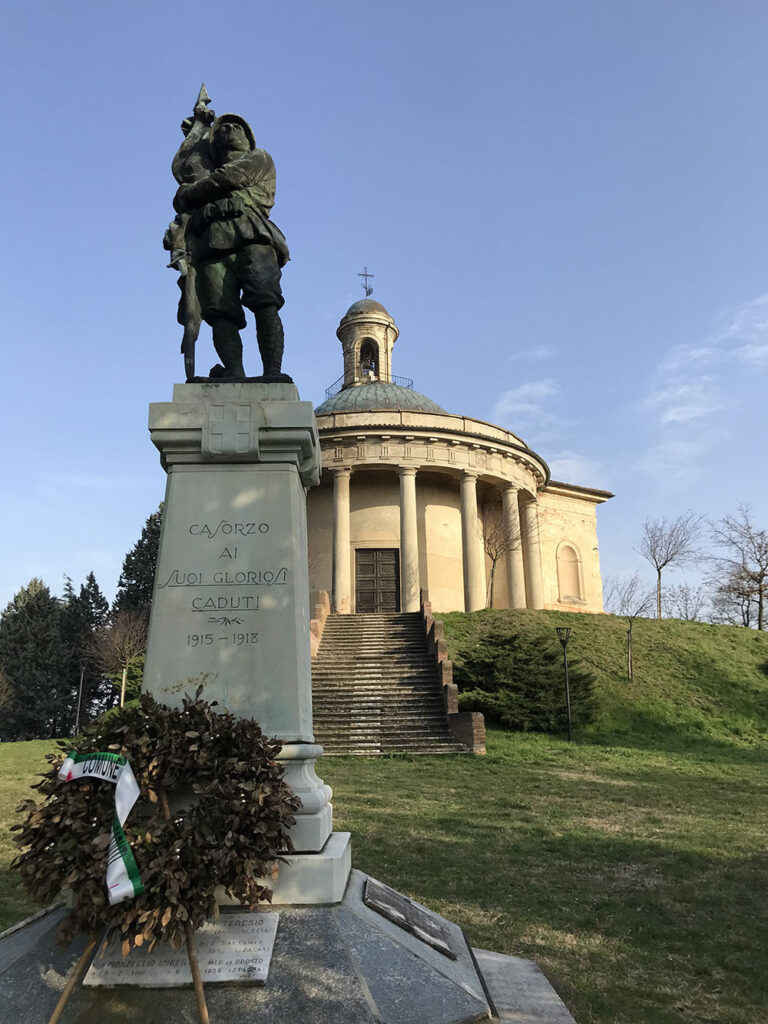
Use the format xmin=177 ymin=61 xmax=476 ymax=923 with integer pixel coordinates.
xmin=557 ymin=543 xmax=582 ymax=602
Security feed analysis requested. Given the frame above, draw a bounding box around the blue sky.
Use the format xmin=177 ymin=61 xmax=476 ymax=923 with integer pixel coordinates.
xmin=2 ymin=0 xmax=767 ymax=606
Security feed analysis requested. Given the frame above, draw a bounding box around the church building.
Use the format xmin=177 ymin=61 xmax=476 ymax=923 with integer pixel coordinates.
xmin=307 ymin=298 xmax=611 ymax=616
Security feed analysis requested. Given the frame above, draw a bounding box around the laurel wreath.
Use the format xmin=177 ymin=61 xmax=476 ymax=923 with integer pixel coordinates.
xmin=13 ymin=690 xmax=300 ymax=955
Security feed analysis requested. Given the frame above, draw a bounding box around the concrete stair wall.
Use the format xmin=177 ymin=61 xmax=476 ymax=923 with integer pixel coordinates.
xmin=311 ymin=612 xmax=468 ymax=755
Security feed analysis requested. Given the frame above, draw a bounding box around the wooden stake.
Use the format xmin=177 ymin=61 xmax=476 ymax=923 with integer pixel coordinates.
xmin=157 ymin=785 xmax=210 ymax=1024
xmin=184 ymin=920 xmax=210 ymax=1024
xmin=48 ymin=935 xmax=97 ymax=1024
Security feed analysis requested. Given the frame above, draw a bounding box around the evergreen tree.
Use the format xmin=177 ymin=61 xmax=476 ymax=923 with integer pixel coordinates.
xmin=113 ymin=505 xmax=163 ymax=617
xmin=453 ymin=624 xmax=597 ymax=734
xmin=0 ymin=579 xmax=68 ymax=740
xmin=61 ymin=572 xmax=113 ymax=729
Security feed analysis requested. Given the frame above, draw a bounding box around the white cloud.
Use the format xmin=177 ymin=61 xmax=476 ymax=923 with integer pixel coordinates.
xmin=548 ymin=451 xmax=604 ymax=486
xmin=508 ymin=344 xmax=554 ymax=361
xmin=659 ymin=294 xmax=768 ymax=375
xmin=492 ymin=378 xmax=559 ymax=418
xmin=638 ymin=292 xmax=767 ymax=483
xmin=644 ymin=380 xmax=722 ymax=425
xmin=718 ymin=292 xmax=768 ymax=345
xmin=635 ymin=430 xmax=728 ymax=488
xmin=737 ymin=343 xmax=768 ymax=365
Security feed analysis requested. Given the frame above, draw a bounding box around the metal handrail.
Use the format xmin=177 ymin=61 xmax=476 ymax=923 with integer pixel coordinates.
xmin=324 ymin=373 xmax=414 ymax=400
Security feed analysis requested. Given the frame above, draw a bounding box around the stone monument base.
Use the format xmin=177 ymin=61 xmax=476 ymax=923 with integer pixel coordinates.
xmin=0 ymin=871 xmax=577 ymax=1023
xmin=217 ymin=831 xmax=352 ymax=906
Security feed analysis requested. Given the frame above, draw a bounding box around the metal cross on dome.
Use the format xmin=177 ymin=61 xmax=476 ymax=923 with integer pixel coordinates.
xmin=357 ymin=266 xmax=374 ymax=297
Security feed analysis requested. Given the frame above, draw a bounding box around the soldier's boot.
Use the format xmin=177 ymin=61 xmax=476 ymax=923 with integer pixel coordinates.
xmin=255 ymin=307 xmax=285 ymax=377
xmin=211 ymin=320 xmax=245 ymax=378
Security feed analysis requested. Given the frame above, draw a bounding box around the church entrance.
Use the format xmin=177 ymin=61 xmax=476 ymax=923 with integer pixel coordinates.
xmin=355 ymin=549 xmax=400 ymax=613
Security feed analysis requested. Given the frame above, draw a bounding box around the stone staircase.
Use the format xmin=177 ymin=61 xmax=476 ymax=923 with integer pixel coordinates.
xmin=311 ymin=612 xmax=467 ymax=755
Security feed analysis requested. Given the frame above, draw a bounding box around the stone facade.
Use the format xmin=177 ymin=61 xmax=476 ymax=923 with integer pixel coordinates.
xmin=307 ymin=300 xmax=611 ymax=615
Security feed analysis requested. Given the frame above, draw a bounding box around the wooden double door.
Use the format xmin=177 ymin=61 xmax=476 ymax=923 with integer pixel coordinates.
xmin=355 ymin=549 xmax=400 ymax=613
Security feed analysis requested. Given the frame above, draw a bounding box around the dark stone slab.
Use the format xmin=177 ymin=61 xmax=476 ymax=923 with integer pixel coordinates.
xmin=0 ymin=874 xmax=492 ymax=1024
xmin=0 ymin=904 xmax=66 ymax=976
xmin=0 ymin=912 xmax=90 ymax=1023
xmin=340 ymin=908 xmax=489 ymax=1024
xmin=364 ymin=876 xmax=456 ymax=959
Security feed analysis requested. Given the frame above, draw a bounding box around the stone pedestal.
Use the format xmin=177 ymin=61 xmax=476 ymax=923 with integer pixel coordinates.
xmin=144 ymin=382 xmax=347 ymax=899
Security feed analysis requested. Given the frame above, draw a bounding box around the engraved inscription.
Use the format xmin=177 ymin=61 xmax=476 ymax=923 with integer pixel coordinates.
xmin=157 ymin=516 xmax=291 ymax=655
xmin=84 ymin=913 xmax=279 ymax=987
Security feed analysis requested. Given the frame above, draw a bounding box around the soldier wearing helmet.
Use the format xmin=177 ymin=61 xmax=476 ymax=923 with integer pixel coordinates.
xmin=173 ymin=112 xmax=290 ymax=380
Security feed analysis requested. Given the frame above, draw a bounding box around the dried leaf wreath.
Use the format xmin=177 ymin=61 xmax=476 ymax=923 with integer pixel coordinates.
xmin=12 ymin=690 xmax=300 ymax=955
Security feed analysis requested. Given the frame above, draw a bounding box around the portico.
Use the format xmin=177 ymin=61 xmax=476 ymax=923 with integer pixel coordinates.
xmin=326 ymin=458 xmax=544 ymax=615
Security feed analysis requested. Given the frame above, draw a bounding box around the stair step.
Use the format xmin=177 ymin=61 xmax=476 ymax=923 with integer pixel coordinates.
xmin=312 ymin=612 xmax=465 ymax=757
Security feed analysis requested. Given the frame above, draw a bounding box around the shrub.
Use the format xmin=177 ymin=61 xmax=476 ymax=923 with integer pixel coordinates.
xmin=453 ymin=624 xmax=598 ymax=733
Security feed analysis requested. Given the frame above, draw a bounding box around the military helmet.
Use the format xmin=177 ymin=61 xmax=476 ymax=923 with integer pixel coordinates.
xmin=211 ymin=114 xmax=256 ymax=151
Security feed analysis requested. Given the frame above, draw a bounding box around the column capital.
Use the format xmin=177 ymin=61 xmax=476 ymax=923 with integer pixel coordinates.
xmin=333 ymin=466 xmax=352 ymax=479
xmin=398 ymin=465 xmax=417 ymax=478
xmin=461 ymin=469 xmax=478 ymax=481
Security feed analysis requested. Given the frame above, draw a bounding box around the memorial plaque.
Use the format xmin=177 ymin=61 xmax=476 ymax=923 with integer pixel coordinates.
xmin=84 ymin=912 xmax=279 ymax=987
xmin=363 ymin=878 xmax=457 ymax=959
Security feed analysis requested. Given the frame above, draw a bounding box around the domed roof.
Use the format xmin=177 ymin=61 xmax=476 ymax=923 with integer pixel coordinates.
xmin=315 ymin=380 xmax=446 ymax=416
xmin=343 ymin=299 xmax=391 ymax=318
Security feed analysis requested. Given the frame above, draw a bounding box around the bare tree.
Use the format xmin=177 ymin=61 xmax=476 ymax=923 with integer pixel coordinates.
xmin=90 ymin=610 xmax=148 ymax=706
xmin=481 ymin=499 xmax=520 ymax=608
xmin=662 ymin=582 xmax=708 ymax=622
xmin=637 ymin=512 xmax=705 ymax=620
xmin=604 ymin=573 xmax=654 ymax=680
xmin=709 ymin=505 xmax=768 ymax=630
xmin=707 ymin=564 xmax=755 ymax=628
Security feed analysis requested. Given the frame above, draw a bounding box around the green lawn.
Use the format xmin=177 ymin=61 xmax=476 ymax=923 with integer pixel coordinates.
xmin=3 ymin=613 xmax=768 ymax=1023
xmin=322 ymin=729 xmax=768 ymax=1024
xmin=0 ymin=739 xmax=52 ymax=931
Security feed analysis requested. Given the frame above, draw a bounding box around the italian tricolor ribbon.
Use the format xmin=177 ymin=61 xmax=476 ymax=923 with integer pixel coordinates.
xmin=58 ymin=751 xmax=145 ymax=905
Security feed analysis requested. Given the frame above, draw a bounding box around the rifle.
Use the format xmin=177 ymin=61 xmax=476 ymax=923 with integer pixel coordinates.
xmin=170 ymin=85 xmax=214 ymax=380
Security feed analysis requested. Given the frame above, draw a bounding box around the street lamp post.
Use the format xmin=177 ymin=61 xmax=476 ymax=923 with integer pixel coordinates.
xmin=555 ymin=627 xmax=573 ymax=743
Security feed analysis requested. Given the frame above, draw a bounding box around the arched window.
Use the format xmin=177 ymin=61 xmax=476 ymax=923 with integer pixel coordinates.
xmin=557 ymin=543 xmax=583 ymax=602
xmin=359 ymin=338 xmax=379 ymax=379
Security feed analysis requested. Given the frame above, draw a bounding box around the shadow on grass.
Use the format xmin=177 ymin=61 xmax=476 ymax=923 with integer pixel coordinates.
xmin=349 ymin=821 xmax=768 ymax=1024
xmin=584 ymin=705 xmax=768 ymax=764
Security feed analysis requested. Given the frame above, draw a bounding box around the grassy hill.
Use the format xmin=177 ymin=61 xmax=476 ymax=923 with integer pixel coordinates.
xmin=441 ymin=608 xmax=768 ymax=751
xmin=2 ymin=612 xmax=768 ymax=1023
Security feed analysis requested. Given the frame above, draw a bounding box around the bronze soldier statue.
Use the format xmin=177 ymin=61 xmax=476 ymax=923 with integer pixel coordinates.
xmin=169 ymin=87 xmax=291 ymax=381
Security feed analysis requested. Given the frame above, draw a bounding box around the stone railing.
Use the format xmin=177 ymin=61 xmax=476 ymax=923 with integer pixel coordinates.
xmin=310 ymin=590 xmax=331 ymax=657
xmin=419 ymin=591 xmax=486 ymax=755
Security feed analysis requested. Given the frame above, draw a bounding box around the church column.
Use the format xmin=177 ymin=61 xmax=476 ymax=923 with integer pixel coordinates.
xmin=502 ymin=484 xmax=527 ymax=608
xmin=332 ymin=468 xmax=352 ymax=614
xmin=521 ymin=495 xmax=545 ymax=610
xmin=460 ymin=471 xmax=486 ymax=612
xmin=399 ymin=467 xmax=420 ymax=612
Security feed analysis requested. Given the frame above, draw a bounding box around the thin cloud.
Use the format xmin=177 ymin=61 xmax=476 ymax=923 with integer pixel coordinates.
xmin=548 ymin=451 xmax=605 ymax=487
xmin=492 ymin=378 xmax=559 ymax=418
xmin=638 ymin=292 xmax=767 ymax=481
xmin=491 ymin=377 xmax=578 ymax=446
xmin=636 ymin=430 xmax=727 ymax=484
xmin=508 ymin=344 xmax=555 ymax=362
xmin=644 ymin=380 xmax=722 ymax=425
xmin=737 ymin=343 xmax=768 ymax=365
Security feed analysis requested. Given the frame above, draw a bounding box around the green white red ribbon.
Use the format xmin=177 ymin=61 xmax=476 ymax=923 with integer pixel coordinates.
xmin=58 ymin=751 xmax=145 ymax=905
